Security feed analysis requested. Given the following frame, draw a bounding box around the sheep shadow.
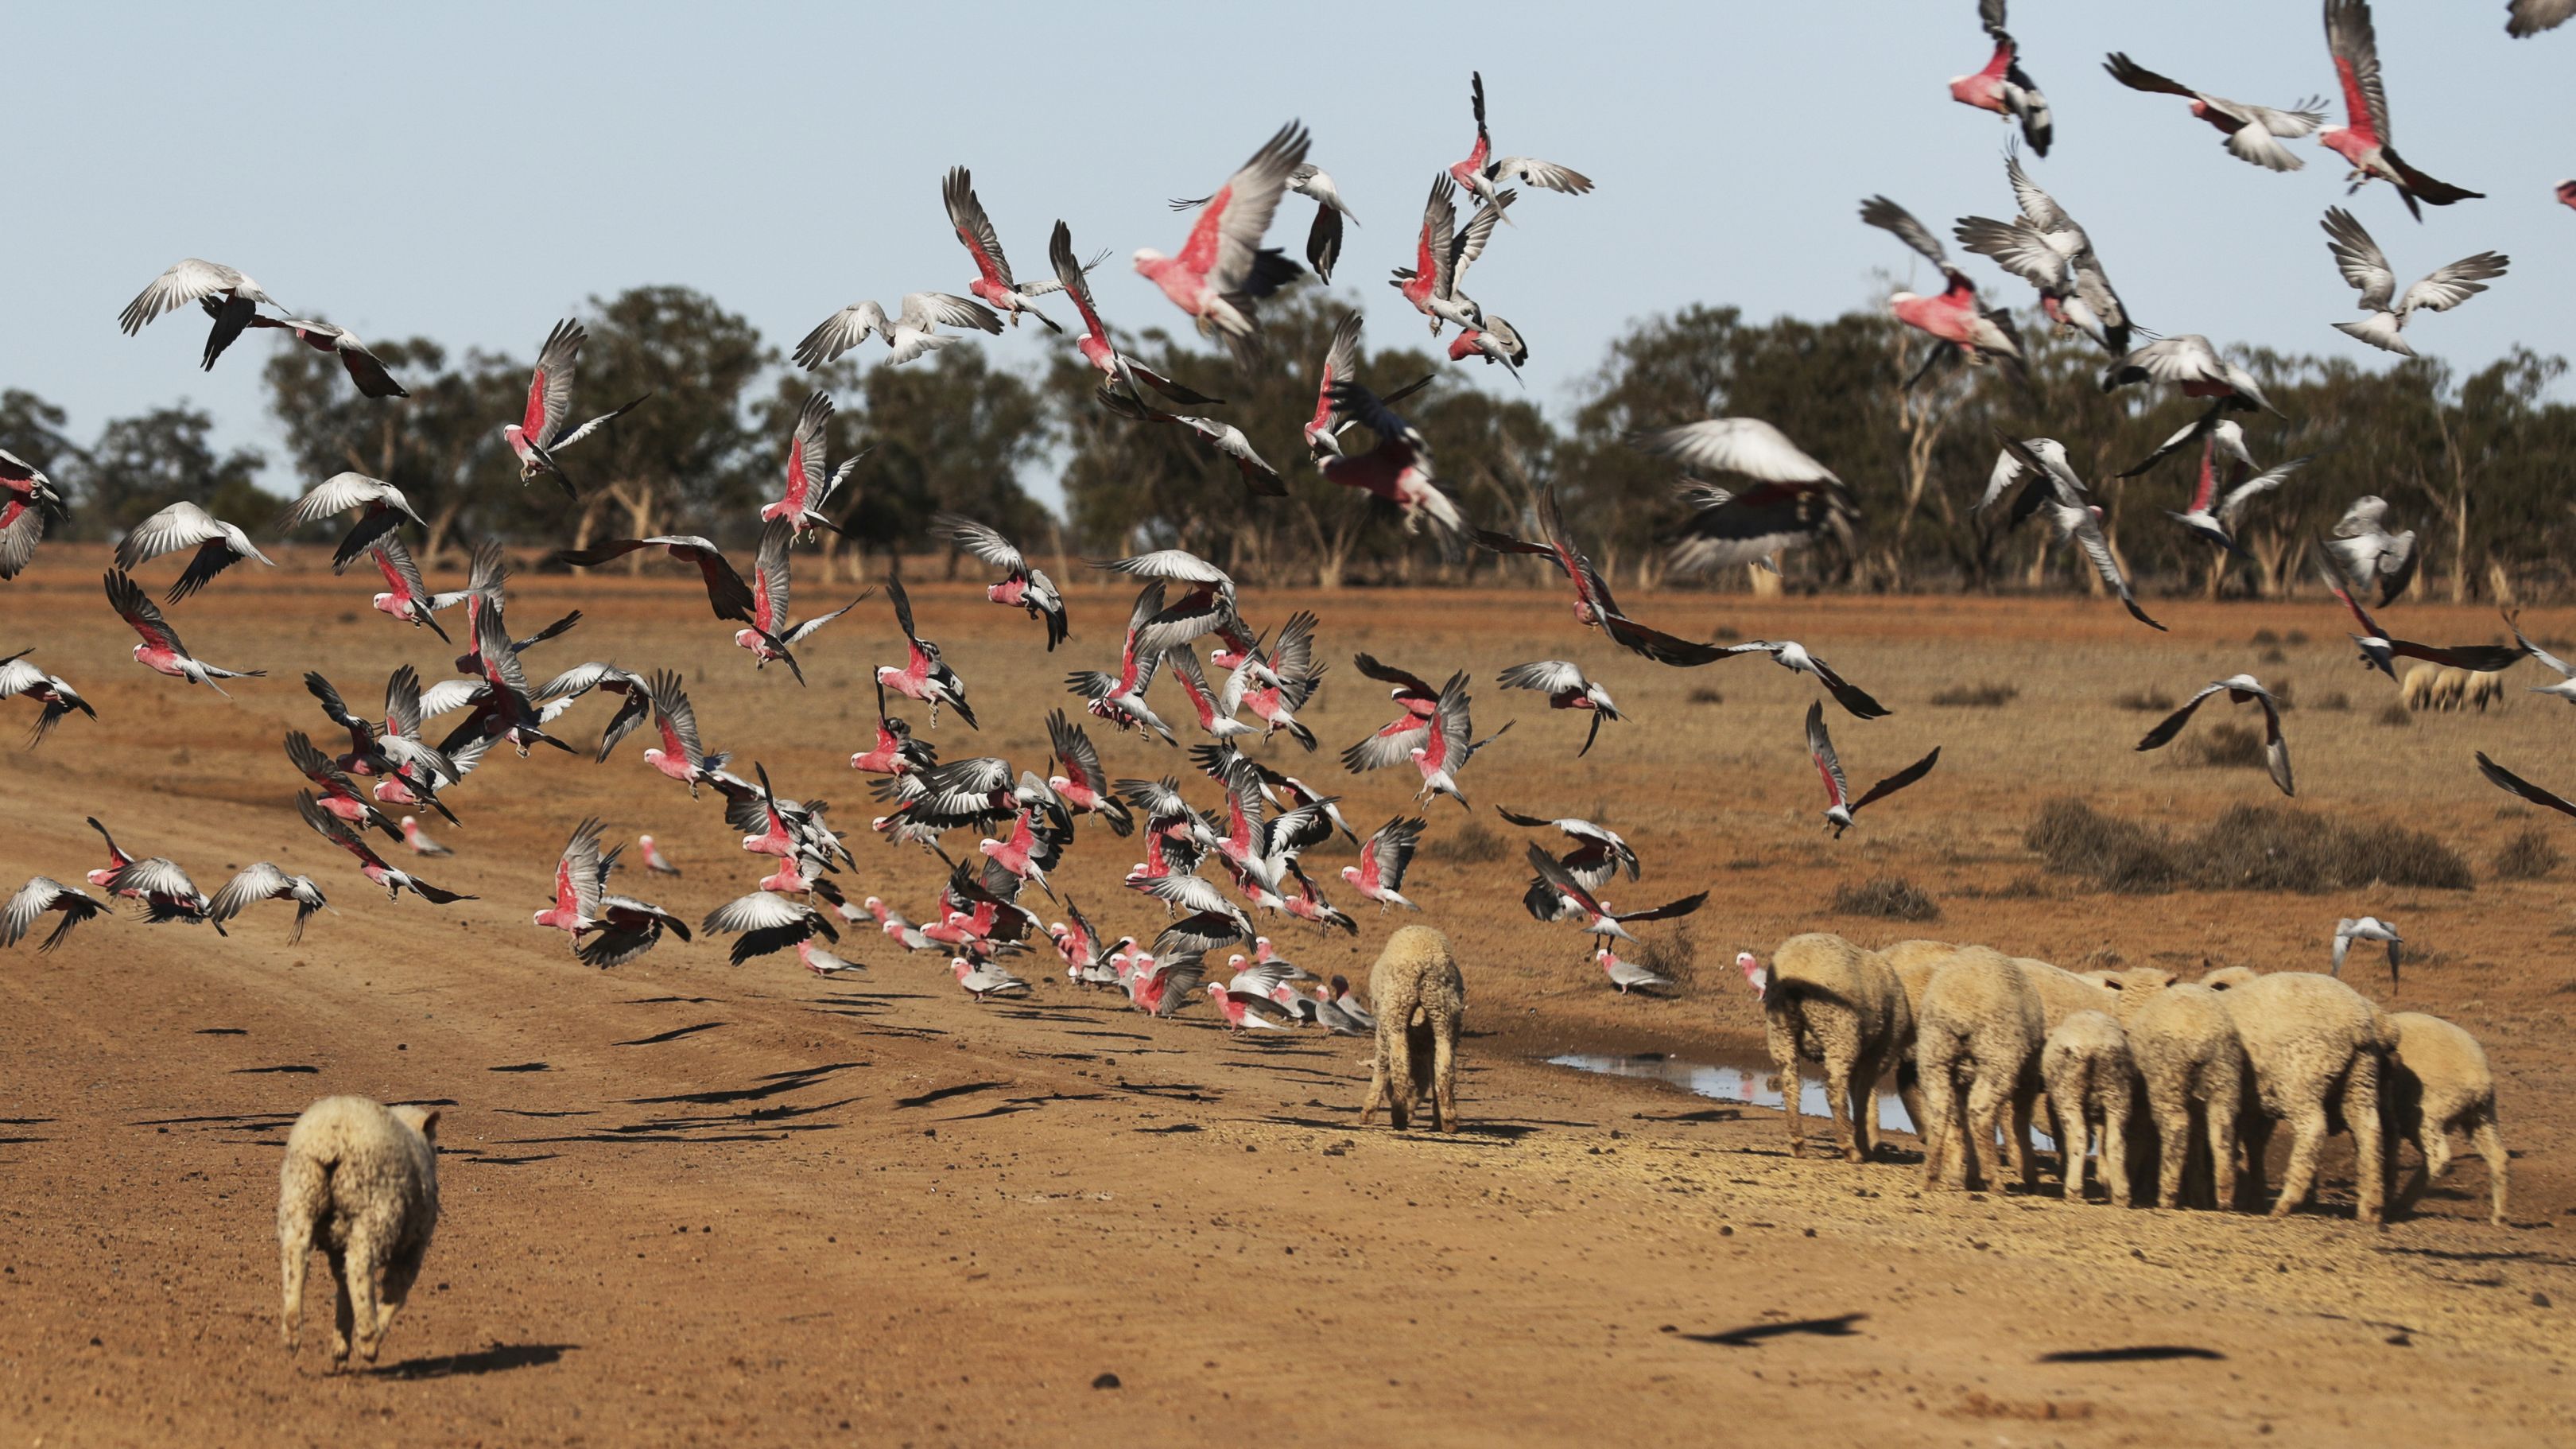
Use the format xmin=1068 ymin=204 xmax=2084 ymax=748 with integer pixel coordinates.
xmin=373 ymin=1342 xmax=575 ymax=1379
xmin=1677 ymin=1312 xmax=1868 ymax=1347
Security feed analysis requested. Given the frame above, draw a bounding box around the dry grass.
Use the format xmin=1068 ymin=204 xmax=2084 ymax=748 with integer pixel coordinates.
xmin=1426 ymin=818 xmax=1507 ymax=863
xmin=2376 ymin=701 xmax=2414 ymax=728
xmin=2024 ymin=798 xmax=2472 ymax=895
xmin=2113 ymin=688 xmax=2176 ymax=713
xmin=1930 ymin=682 xmax=2019 ymax=708
xmin=2315 ymin=690 xmax=2351 ymax=712
xmin=1636 ymin=922 xmax=1697 ymax=987
xmin=2183 ymin=722 xmax=2269 ymax=770
xmin=1687 ymin=686 xmax=1724 ymax=706
xmin=1831 ymin=877 xmax=1941 ymax=921
xmin=2492 ymin=826 xmax=2562 ymax=882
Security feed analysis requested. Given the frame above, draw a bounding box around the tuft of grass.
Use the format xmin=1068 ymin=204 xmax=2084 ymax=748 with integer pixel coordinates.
xmin=2490 ymin=826 xmax=2562 ymax=882
xmin=2184 ymin=722 xmax=2268 ymax=770
xmin=2375 ymin=701 xmax=2413 ymax=728
xmin=2113 ymin=688 xmax=2175 ymax=713
xmin=2250 ymin=627 xmax=2281 ymax=646
xmin=2258 ymin=646 xmax=2288 ymax=665
xmin=1711 ymin=625 xmax=1743 ymax=643
xmin=1832 ymin=876 xmax=1941 ymax=922
xmin=1724 ymin=856 xmax=1763 ymax=871
xmin=1930 ymin=682 xmax=2019 ymax=709
xmin=1687 ymin=686 xmax=1724 ymax=706
xmin=2315 ymin=690 xmax=2350 ymax=712
xmin=1424 ymin=818 xmax=1506 ymax=864
xmin=1638 ymin=923 xmax=1697 ymax=987
xmin=2025 ymin=798 xmax=2472 ymax=895
xmin=2285 ymin=629 xmax=2309 ymax=646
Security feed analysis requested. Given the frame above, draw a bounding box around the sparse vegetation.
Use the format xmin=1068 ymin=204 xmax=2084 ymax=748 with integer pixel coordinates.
xmin=2258 ymin=646 xmax=2288 ymax=665
xmin=2316 ymin=690 xmax=2350 ymax=712
xmin=1687 ymin=686 xmax=1724 ymax=706
xmin=2113 ymin=688 xmax=2175 ymax=713
xmin=2251 ymin=628 xmax=2280 ymax=646
xmin=2376 ymin=701 xmax=2413 ymax=727
xmin=2183 ymin=722 xmax=2268 ymax=770
xmin=2285 ymin=630 xmax=2309 ymax=646
xmin=1831 ymin=876 xmax=1941 ymax=921
xmin=1425 ymin=818 xmax=1506 ymax=864
xmin=2492 ymin=826 xmax=2562 ymax=881
xmin=1637 ymin=923 xmax=1697 ymax=986
xmin=2024 ymin=798 xmax=2472 ymax=895
xmin=1930 ymin=682 xmax=2019 ymax=708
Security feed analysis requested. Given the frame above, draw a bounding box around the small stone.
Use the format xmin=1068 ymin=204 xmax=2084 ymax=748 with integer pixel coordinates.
xmin=1803 ymin=1229 xmax=1817 ymax=1238
xmin=2534 ymin=1292 xmax=2553 ymax=1308
xmin=1092 ymin=1372 xmax=1121 ymax=1389
xmin=1718 ymin=1226 xmax=1733 ymax=1237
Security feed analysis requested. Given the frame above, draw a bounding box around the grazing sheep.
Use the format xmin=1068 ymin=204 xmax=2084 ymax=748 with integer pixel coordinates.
xmin=1912 ymin=946 xmax=2046 ymax=1191
xmin=2468 ymin=670 xmax=2507 ymax=713
xmin=2384 ymin=1012 xmax=2509 ymax=1225
xmin=1755 ymin=933 xmax=1915 ymax=1163
xmin=2212 ymin=972 xmax=2393 ymax=1224
xmin=278 ymin=1096 xmax=440 ymax=1366
xmin=2040 ymin=1011 xmax=2136 ymax=1207
xmin=2105 ymin=972 xmax=2246 ymax=1210
xmin=2432 ymin=666 xmax=2469 ymax=711
xmin=2199 ymin=965 xmax=2260 ymax=991
xmin=2401 ymin=662 xmax=2441 ymax=711
xmin=2012 ymin=958 xmax=2119 ymax=1032
xmin=1879 ymin=937 xmax=1962 ymax=1148
xmin=1358 ymin=926 xmax=1465 ymax=1132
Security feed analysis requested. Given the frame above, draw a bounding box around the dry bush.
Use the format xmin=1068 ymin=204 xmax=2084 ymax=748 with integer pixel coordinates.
xmin=2376 ymin=701 xmax=2413 ymax=728
xmin=2026 ymin=798 xmax=2471 ymax=895
xmin=2183 ymin=721 xmax=2268 ymax=769
xmin=2491 ymin=826 xmax=2562 ymax=882
xmin=1930 ymin=682 xmax=2019 ymax=708
xmin=2285 ymin=630 xmax=2309 ymax=646
xmin=1687 ymin=686 xmax=1724 ymax=706
xmin=2315 ymin=690 xmax=2350 ymax=712
xmin=1637 ymin=922 xmax=1697 ymax=987
xmin=1425 ymin=818 xmax=1506 ymax=863
xmin=2113 ymin=688 xmax=2175 ymax=713
xmin=1831 ymin=876 xmax=1941 ymax=922
xmin=2251 ymin=627 xmax=2281 ymax=646
xmin=2258 ymin=646 xmax=2288 ymax=665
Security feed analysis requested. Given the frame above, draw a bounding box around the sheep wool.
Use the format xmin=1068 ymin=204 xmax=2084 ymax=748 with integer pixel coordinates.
xmin=2210 ymin=971 xmax=2392 ymax=1225
xmin=1912 ymin=946 xmax=2046 ymax=1192
xmin=2040 ymin=1010 xmax=2137 ymax=1207
xmin=278 ymin=1095 xmax=441 ymax=1365
xmin=2384 ymin=1012 xmax=2509 ymax=1226
xmin=1359 ymin=926 xmax=1465 ymax=1133
xmin=1759 ymin=933 xmax=1915 ymax=1163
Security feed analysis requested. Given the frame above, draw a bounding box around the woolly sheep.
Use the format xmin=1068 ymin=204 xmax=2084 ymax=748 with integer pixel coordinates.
xmin=2384 ymin=1012 xmax=2509 ymax=1225
xmin=1912 ymin=946 xmax=2046 ymax=1191
xmin=1879 ymin=937 xmax=1963 ymax=1147
xmin=2432 ymin=666 xmax=2469 ymax=711
xmin=2012 ymin=957 xmax=2119 ymax=1032
xmin=2468 ymin=670 xmax=2507 ymax=713
xmin=1358 ymin=926 xmax=1465 ymax=1132
xmin=1755 ymin=933 xmax=1915 ymax=1163
xmin=2040 ymin=1011 xmax=2136 ymax=1207
xmin=2212 ymin=971 xmax=2394 ymax=1223
xmin=2401 ymin=662 xmax=2440 ymax=712
xmin=278 ymin=1095 xmax=440 ymax=1365
xmin=2199 ymin=965 xmax=2260 ymax=991
xmin=2105 ymin=970 xmax=2246 ymax=1210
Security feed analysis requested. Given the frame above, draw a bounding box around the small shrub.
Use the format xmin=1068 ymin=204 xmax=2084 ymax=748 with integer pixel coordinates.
xmin=1688 ymin=686 xmax=1724 ymax=706
xmin=1833 ymin=877 xmax=1941 ymax=922
xmin=2251 ymin=627 xmax=2281 ymax=647
xmin=2496 ymin=803 xmax=2531 ymax=820
xmin=1930 ymin=682 xmax=2019 ymax=708
xmin=2316 ymin=690 xmax=2350 ymax=712
xmin=1724 ymin=855 xmax=1763 ymax=871
xmin=2376 ymin=701 xmax=2413 ymax=728
xmin=2491 ymin=826 xmax=2562 ymax=881
xmin=1712 ymin=625 xmax=1743 ymax=643
xmin=1638 ymin=923 xmax=1697 ymax=985
xmin=2341 ymin=821 xmax=2473 ymax=890
xmin=2192 ymin=804 xmax=2343 ymax=891
xmin=1425 ymin=819 xmax=1506 ymax=863
xmin=2025 ymin=798 xmax=2180 ymax=893
xmin=2027 ymin=798 xmax=2471 ymax=895
xmin=2113 ymin=688 xmax=2175 ymax=713
xmin=2285 ymin=630 xmax=2309 ymax=646
xmin=2258 ymin=646 xmax=2288 ymax=665
xmin=2184 ymin=722 xmax=2268 ymax=770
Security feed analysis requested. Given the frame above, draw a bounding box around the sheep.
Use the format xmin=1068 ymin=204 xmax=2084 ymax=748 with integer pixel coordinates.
xmin=2199 ymin=965 xmax=2260 ymax=991
xmin=2432 ymin=666 xmax=2469 ymax=711
xmin=2468 ymin=670 xmax=2507 ymax=713
xmin=2039 ymin=1011 xmax=2136 ymax=1206
xmin=1878 ymin=938 xmax=1962 ymax=1150
xmin=2401 ymin=662 xmax=2442 ymax=712
xmin=2211 ymin=971 xmax=2394 ymax=1224
xmin=278 ymin=1095 xmax=440 ymax=1366
xmin=2104 ymin=970 xmax=2246 ymax=1210
xmin=1754 ymin=933 xmax=1915 ymax=1163
xmin=2012 ymin=957 xmax=2119 ymax=1032
xmin=2384 ymin=1012 xmax=2509 ymax=1225
xmin=1911 ymin=946 xmax=2046 ymax=1191
xmin=1358 ymin=925 xmax=1465 ymax=1132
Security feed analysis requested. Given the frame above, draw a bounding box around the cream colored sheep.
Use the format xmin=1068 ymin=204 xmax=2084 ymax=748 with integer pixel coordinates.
xmin=1756 ymin=933 xmax=1915 ymax=1163
xmin=2468 ymin=670 xmax=2507 ymax=713
xmin=2040 ymin=1011 xmax=2136 ymax=1207
xmin=2013 ymin=958 xmax=2119 ymax=1032
xmin=2401 ymin=662 xmax=2442 ymax=712
xmin=1358 ymin=926 xmax=1465 ymax=1132
xmin=2384 ymin=1012 xmax=2508 ymax=1225
xmin=279 ymin=1096 xmax=440 ymax=1365
xmin=2105 ymin=971 xmax=2246 ymax=1210
xmin=1879 ymin=938 xmax=1962 ymax=1152
xmin=2213 ymin=972 xmax=2393 ymax=1224
xmin=2432 ymin=666 xmax=2469 ymax=710
xmin=2199 ymin=965 xmax=2260 ymax=991
xmin=1912 ymin=946 xmax=2046 ymax=1191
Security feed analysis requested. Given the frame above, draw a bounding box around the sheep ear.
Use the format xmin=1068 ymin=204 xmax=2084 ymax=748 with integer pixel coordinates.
xmin=413 ymin=1108 xmax=441 ymax=1141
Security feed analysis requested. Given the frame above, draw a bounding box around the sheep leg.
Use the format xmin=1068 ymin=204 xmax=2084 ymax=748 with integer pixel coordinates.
xmin=2154 ymin=1097 xmax=2191 ymax=1208
xmin=2345 ymin=1054 xmax=2385 ymax=1226
xmin=2207 ymin=1092 xmax=2240 ymax=1214
xmin=2007 ymin=1083 xmax=2040 ymax=1190
xmin=2469 ymin=1115 xmax=2510 ymax=1226
xmin=2102 ymin=1087 xmax=2132 ymax=1209
xmin=1430 ymin=1020 xmax=1458 ymax=1133
xmin=327 ymin=1247 xmax=355 ymax=1367
xmin=1916 ymin=1057 xmax=1958 ymax=1190
xmin=343 ymin=1230 xmax=386 ymax=1363
xmin=377 ymin=1234 xmax=426 ymax=1340
xmin=1381 ymin=1017 xmax=1414 ymax=1131
xmin=2056 ymin=1094 xmax=2091 ymax=1203
xmin=1764 ymin=1008 xmax=1808 ymax=1160
xmin=1822 ymin=1046 xmax=1860 ymax=1163
xmin=2267 ymin=1106 xmax=2330 ymax=1219
xmin=1895 ymin=1059 xmax=1927 ymax=1162
xmin=1964 ymin=1069 xmax=2012 ymax=1193
xmin=2238 ymin=1115 xmax=2273 ymax=1212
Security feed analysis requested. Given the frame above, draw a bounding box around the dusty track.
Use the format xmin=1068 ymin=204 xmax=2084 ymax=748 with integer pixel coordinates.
xmin=2 ymin=561 xmax=2568 ymax=1445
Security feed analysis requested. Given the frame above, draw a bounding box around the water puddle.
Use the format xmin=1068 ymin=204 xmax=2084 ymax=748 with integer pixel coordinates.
xmin=1550 ymin=1051 xmax=1917 ymax=1133
xmin=1548 ymin=1051 xmax=2060 ymax=1152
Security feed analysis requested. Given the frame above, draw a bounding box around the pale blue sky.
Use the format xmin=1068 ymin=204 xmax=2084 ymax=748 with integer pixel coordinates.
xmin=12 ymin=2 xmax=2570 ymax=509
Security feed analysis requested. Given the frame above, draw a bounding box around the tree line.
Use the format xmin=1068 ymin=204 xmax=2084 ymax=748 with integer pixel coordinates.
xmin=9 ymin=282 xmax=2572 ymax=600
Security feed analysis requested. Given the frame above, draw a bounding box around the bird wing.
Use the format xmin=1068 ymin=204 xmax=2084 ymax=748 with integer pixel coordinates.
xmin=898 ymin=293 xmax=1003 ymax=335
xmin=1953 ymin=217 xmax=2066 ymax=290
xmin=2101 ymin=52 xmax=2198 ymax=99
xmin=103 ymin=569 xmax=188 ymax=656
xmin=2002 ymin=144 xmax=2070 ymax=231
xmin=1049 ymin=709 xmax=1108 ymax=792
xmin=2136 ymin=682 xmax=2226 ymax=751
xmin=1804 ymin=700 xmax=1847 ymax=809
xmin=1858 ymin=196 xmax=1950 ymax=270
xmin=2323 ymin=0 xmax=2392 ymax=144
xmin=1488 ymin=157 xmax=1589 ymax=194
xmin=1451 ymin=189 xmax=1515 ymax=282
xmin=1497 ymin=660 xmax=1585 ymax=695
xmin=2506 ymin=611 xmax=2576 ymax=678
xmin=794 ymin=301 xmax=890 ymax=368
xmin=1852 ymin=748 xmax=1941 ymax=815
xmin=702 ymin=891 xmax=814 ymax=934
xmin=942 ymin=166 xmax=1014 ymax=286
xmin=526 ymin=319 xmax=584 ymax=445
xmin=1182 ymin=122 xmax=1309 ymax=295
xmin=560 ymin=818 xmax=606 ymax=919
xmin=1631 ymin=418 xmax=1839 ymax=484
xmin=2400 ymin=251 xmax=2508 ymax=315
xmin=933 ymin=512 xmax=1025 ymax=573
xmin=207 ymin=862 xmax=289 ymax=924
xmin=118 ymin=258 xmax=246 ymax=335
xmin=753 ymin=519 xmax=793 ymax=635
xmin=646 ymin=669 xmax=704 ymax=767
xmin=2217 ymin=454 xmax=2315 ymax=525
xmin=2476 ymin=752 xmax=2576 ymax=820
xmin=2321 ymin=208 xmax=2397 ymax=312
xmin=1048 ymin=222 xmax=1109 ymax=340
xmin=113 ymin=502 xmax=223 ymax=570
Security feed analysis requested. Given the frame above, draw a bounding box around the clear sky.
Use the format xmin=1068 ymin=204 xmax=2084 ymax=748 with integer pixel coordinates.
xmin=12 ymin=2 xmax=2570 ymax=510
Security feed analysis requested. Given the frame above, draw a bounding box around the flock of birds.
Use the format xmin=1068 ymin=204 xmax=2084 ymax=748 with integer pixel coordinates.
xmin=6 ymin=4 xmax=2576 ymax=1035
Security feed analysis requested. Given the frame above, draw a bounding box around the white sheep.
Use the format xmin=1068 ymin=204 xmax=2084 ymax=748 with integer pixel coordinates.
xmin=2207 ymin=969 xmax=2394 ymax=1224
xmin=1752 ymin=933 xmax=1915 ymax=1163
xmin=1913 ymin=946 xmax=2046 ymax=1192
xmin=2384 ymin=1012 xmax=2509 ymax=1225
xmin=2104 ymin=969 xmax=2246 ymax=1210
xmin=1358 ymin=926 xmax=1465 ymax=1132
xmin=278 ymin=1095 xmax=441 ymax=1366
xmin=2039 ymin=1011 xmax=2136 ymax=1207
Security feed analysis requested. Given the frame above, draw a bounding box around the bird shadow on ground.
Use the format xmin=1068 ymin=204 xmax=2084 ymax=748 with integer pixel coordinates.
xmin=191 ymin=1028 xmax=246 ymax=1035
xmin=1676 ymin=1313 xmax=1868 ymax=1347
xmin=612 ymin=1020 xmax=725 ymax=1047
xmin=234 ymin=1064 xmax=320 ymax=1074
xmin=895 ymin=1080 xmax=1009 ymax=1109
xmin=2380 ymin=1244 xmax=2575 ymax=1268
xmin=372 ymin=1342 xmax=576 ymax=1379
xmin=1135 ymin=1122 xmax=1203 ymax=1134
xmin=1108 ymin=1081 xmax=1216 ymax=1101
xmin=802 ymin=1007 xmax=947 ymax=1039
xmin=1067 ymin=1029 xmax=1154 ymax=1041
xmin=0 ymin=1117 xmax=56 ymax=1126
xmin=626 ymin=1062 xmax=862 ymax=1106
xmin=1630 ymin=1107 xmax=1745 ymax=1125
xmin=2036 ymin=1345 xmax=2225 ymax=1363
xmin=488 ymin=1062 xmax=550 ymax=1073
xmin=621 ymin=996 xmax=720 ymax=1005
